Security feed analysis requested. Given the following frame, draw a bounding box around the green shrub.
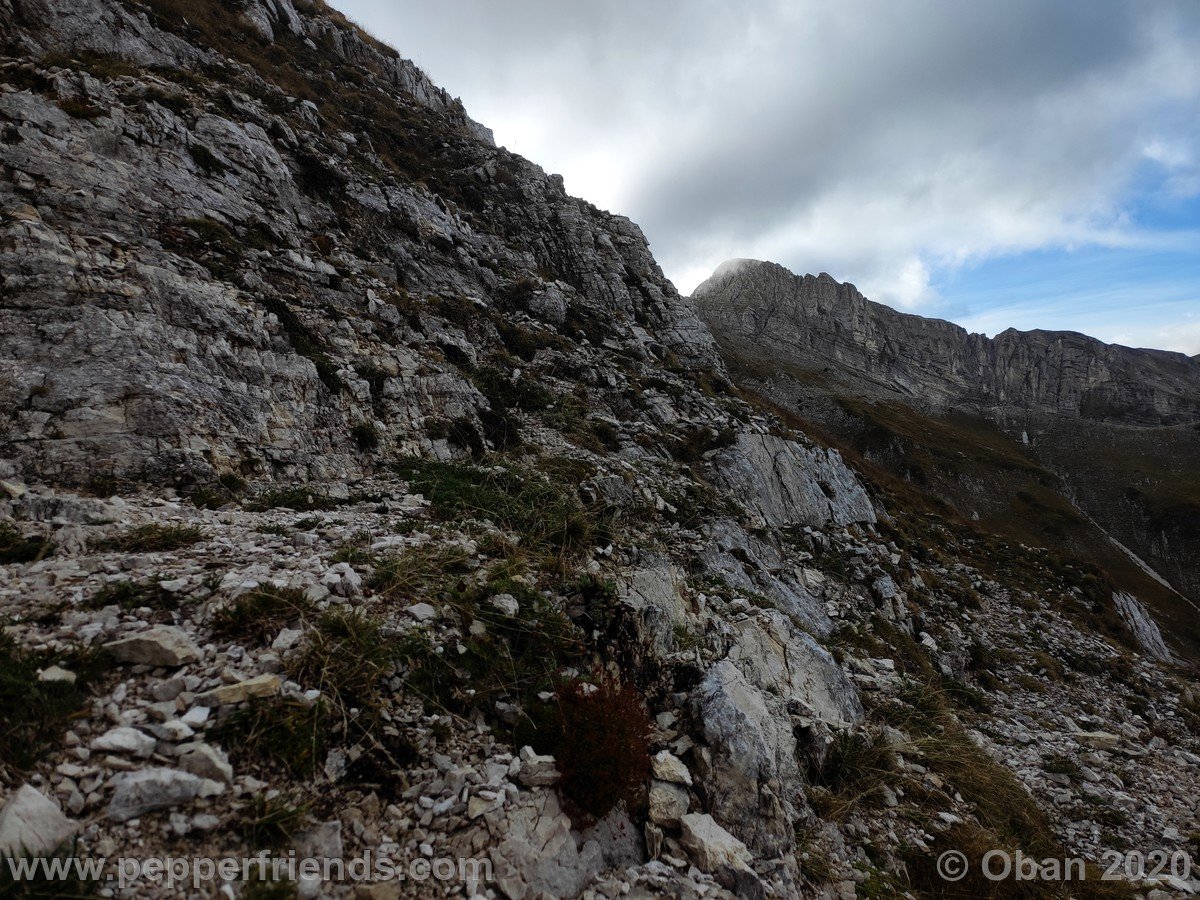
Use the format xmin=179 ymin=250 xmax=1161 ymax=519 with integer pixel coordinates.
xmin=58 ymin=96 xmax=104 ymax=118
xmin=806 ymin=730 xmax=896 ymax=818
xmin=370 ymin=544 xmax=471 ymax=603
xmin=143 ymin=87 xmax=189 ymax=114
xmin=670 ymin=425 xmax=737 ymax=463
xmin=472 ymin=365 xmax=553 ymax=412
xmin=1043 ymin=752 xmax=1080 ymax=777
xmin=350 ymin=422 xmax=380 ymax=450
xmin=254 ymin=295 xmax=344 ymax=393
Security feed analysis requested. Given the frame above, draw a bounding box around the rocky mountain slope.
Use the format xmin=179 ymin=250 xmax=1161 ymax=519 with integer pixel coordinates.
xmin=2 ymin=2 xmax=1200 ymax=899
xmin=693 ymin=259 xmax=1200 ymax=651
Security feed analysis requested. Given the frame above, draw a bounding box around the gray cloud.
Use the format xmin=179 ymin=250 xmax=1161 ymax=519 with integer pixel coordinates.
xmin=335 ymin=0 xmax=1200 ymax=337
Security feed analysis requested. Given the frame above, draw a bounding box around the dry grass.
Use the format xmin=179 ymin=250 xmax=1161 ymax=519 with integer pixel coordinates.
xmin=94 ymin=523 xmax=205 ymax=552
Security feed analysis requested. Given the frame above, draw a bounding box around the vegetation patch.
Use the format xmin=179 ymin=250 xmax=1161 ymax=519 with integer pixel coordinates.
xmin=240 ymin=793 xmax=311 ymax=852
xmin=0 ymin=634 xmax=109 ymax=778
xmin=370 ymin=544 xmax=471 ymax=603
xmin=214 ymin=698 xmax=328 ymax=779
xmin=540 ymin=677 xmax=651 ymax=822
xmin=395 ymin=458 xmax=611 ymax=565
xmin=806 ymin=729 xmax=897 ymax=819
xmin=290 ymin=609 xmax=396 ymax=719
xmin=398 ymin=579 xmax=585 ymax=726
xmin=254 ymin=295 xmax=344 ymax=393
xmin=187 ymin=142 xmax=227 ymax=175
xmin=94 ymin=524 xmax=205 ymax=553
xmin=210 ymin=586 xmax=312 ymax=645
xmin=84 ymin=579 xmax=176 ymax=612
xmin=247 ymin=487 xmax=338 ymax=512
xmin=0 ymin=522 xmax=55 ymax=564
xmin=350 ymin=422 xmax=380 ymax=450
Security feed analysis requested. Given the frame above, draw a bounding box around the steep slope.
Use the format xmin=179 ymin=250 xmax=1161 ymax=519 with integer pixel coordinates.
xmin=693 ymin=259 xmax=1200 ymax=647
xmin=2 ymin=3 xmax=1200 ymax=900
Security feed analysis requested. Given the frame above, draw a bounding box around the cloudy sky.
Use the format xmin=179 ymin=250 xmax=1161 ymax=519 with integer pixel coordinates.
xmin=337 ymin=0 xmax=1200 ymax=354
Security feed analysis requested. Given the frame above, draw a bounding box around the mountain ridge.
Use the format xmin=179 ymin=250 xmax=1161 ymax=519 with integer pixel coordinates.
xmin=693 ymin=255 xmax=1200 ymax=626
xmin=693 ymin=257 xmax=1200 ymax=426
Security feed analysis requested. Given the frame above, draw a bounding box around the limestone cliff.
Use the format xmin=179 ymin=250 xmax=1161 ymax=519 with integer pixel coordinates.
xmin=693 ymin=258 xmax=1200 ymax=425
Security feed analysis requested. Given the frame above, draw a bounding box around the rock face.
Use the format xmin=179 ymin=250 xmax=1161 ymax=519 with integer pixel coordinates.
xmin=3 ymin=3 xmax=1200 ymax=899
xmin=711 ymin=432 xmax=875 ymax=529
xmin=0 ymin=0 xmax=720 ymax=488
xmin=693 ymin=259 xmax=1200 ymax=425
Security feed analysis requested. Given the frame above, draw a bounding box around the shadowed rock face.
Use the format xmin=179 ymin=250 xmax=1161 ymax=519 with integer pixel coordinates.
xmin=692 ymin=259 xmax=1200 ymax=426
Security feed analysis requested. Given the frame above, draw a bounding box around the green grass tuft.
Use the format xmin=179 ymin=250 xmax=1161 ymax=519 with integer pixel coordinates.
xmin=0 ymin=634 xmax=109 ymax=777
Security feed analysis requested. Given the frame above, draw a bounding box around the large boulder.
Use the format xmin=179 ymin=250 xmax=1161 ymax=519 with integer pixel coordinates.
xmin=107 ymin=768 xmax=220 ymax=823
xmin=728 ymin=610 xmax=862 ymax=727
xmin=104 ymin=626 xmax=202 ymax=667
xmin=617 ymin=564 xmax=693 ymax=657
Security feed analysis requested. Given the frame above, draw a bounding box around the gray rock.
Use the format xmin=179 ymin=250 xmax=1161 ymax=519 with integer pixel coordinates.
xmin=91 ymin=726 xmax=156 ymax=758
xmin=489 ymin=791 xmax=602 ymax=900
xmin=691 ymin=660 xmax=799 ymax=858
xmin=1113 ymin=591 xmax=1175 ymax=663
xmin=106 ymin=768 xmax=217 ymax=822
xmin=515 ymin=746 xmax=559 ymax=787
xmin=0 ymin=786 xmax=77 ymax=856
xmin=647 ymin=780 xmax=689 ymax=827
xmin=678 ymin=813 xmax=752 ymax=873
xmin=710 ymin=432 xmax=875 ymax=529
xmin=651 ymin=750 xmax=692 ymax=786
xmin=176 ymin=743 xmax=234 ymax=785
xmin=195 ymin=674 xmax=281 ymax=706
xmin=105 ymin=627 xmax=201 ymax=667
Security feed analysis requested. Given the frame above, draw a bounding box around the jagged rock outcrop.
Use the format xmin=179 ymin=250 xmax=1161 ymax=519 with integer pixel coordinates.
xmin=710 ymin=432 xmax=876 ymax=529
xmin=3 ymin=2 xmax=1200 ymax=899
